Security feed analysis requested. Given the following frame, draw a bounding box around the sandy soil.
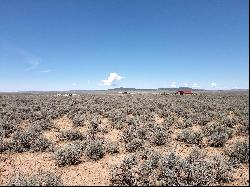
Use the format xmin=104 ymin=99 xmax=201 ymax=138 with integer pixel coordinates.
xmin=0 ymin=115 xmax=248 ymax=186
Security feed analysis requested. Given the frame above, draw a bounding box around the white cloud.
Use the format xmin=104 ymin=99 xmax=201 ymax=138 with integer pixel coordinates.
xmin=40 ymin=69 xmax=52 ymax=73
xmin=192 ymin=83 xmax=200 ymax=88
xmin=183 ymin=82 xmax=188 ymax=87
xmin=211 ymin=82 xmax=217 ymax=87
xmin=72 ymin=83 xmax=77 ymax=86
xmin=101 ymin=73 xmax=124 ymax=86
xmin=170 ymin=81 xmax=177 ymax=88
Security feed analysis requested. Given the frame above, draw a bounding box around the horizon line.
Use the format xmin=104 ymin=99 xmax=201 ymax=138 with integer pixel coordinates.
xmin=0 ymin=87 xmax=249 ymax=93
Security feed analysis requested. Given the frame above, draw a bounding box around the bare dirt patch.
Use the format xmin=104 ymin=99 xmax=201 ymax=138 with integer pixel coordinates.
xmin=54 ymin=115 xmax=74 ymax=131
xmin=18 ymin=120 xmax=30 ymax=130
xmin=225 ymin=135 xmax=248 ymax=146
xmin=61 ymin=154 xmax=126 ymax=186
xmin=0 ymin=152 xmax=56 ymax=185
xmin=76 ymin=125 xmax=88 ymax=134
xmin=0 ymin=151 xmax=127 ymax=186
xmin=205 ymin=146 xmax=225 ymax=157
xmin=155 ymin=115 xmax=164 ymax=124
xmin=43 ymin=129 xmax=60 ymax=144
xmin=225 ymin=164 xmax=249 ymax=186
xmin=104 ymin=129 xmax=121 ymax=143
xmin=190 ymin=125 xmax=202 ymax=132
xmin=162 ymin=140 xmax=192 ymax=158
xmin=99 ymin=117 xmax=112 ymax=131
xmin=171 ymin=128 xmax=182 ymax=139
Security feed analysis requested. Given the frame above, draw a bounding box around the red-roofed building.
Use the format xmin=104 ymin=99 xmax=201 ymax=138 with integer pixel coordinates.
xmin=175 ymin=90 xmax=193 ymax=95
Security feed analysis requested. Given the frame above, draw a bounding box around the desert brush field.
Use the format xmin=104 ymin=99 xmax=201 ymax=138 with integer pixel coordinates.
xmin=0 ymin=92 xmax=249 ymax=186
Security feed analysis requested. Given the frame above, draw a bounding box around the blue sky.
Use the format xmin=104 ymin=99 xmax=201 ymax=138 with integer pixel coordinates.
xmin=0 ymin=0 xmax=248 ymax=91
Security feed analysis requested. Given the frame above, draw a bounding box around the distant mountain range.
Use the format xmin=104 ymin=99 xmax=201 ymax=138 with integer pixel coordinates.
xmin=1 ymin=87 xmax=248 ymax=94
xmin=108 ymin=87 xmax=205 ymax=92
xmin=230 ymin=89 xmax=249 ymax=91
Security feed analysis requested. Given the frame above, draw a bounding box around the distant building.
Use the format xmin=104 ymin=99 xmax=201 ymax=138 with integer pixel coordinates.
xmin=175 ymin=90 xmax=193 ymax=95
xmin=160 ymin=92 xmax=170 ymax=95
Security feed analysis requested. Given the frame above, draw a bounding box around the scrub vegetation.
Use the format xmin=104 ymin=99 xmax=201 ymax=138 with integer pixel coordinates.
xmin=0 ymin=92 xmax=248 ymax=186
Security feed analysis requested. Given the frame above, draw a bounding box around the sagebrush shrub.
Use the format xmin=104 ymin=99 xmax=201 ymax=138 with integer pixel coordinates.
xmin=125 ymin=138 xmax=144 ymax=153
xmin=110 ymin=154 xmax=138 ymax=186
xmin=7 ymin=172 xmax=28 ymax=186
xmin=73 ymin=114 xmax=85 ymax=126
xmin=8 ymin=170 xmax=63 ymax=186
xmin=54 ymin=143 xmax=82 ymax=166
xmin=30 ymin=136 xmax=53 ymax=152
xmin=149 ymin=127 xmax=167 ymax=146
xmin=157 ymin=151 xmax=232 ymax=186
xmin=143 ymin=151 xmax=160 ymax=169
xmin=31 ymin=119 xmax=53 ymax=131
xmin=176 ymin=118 xmax=193 ymax=129
xmin=177 ymin=129 xmax=204 ymax=145
xmin=208 ymin=132 xmax=229 ymax=147
xmin=58 ymin=130 xmax=86 ymax=141
xmin=136 ymin=127 xmax=147 ymax=140
xmin=0 ymin=138 xmax=9 ymax=153
xmin=110 ymin=149 xmax=233 ymax=186
xmin=85 ymin=139 xmax=105 ymax=160
xmin=202 ymin=122 xmax=233 ymax=138
xmin=122 ymin=126 xmax=136 ymax=143
xmin=0 ymin=119 xmax=17 ymax=138
xmin=0 ymin=124 xmax=5 ymax=137
xmin=106 ymin=141 xmax=119 ymax=155
xmin=110 ymin=164 xmax=137 ymax=186
xmin=198 ymin=115 xmax=211 ymax=126
xmin=11 ymin=129 xmax=38 ymax=152
xmin=226 ymin=140 xmax=249 ymax=164
xmin=122 ymin=154 xmax=138 ymax=169
xmin=221 ymin=116 xmax=237 ymax=128
xmin=202 ymin=122 xmax=233 ymax=147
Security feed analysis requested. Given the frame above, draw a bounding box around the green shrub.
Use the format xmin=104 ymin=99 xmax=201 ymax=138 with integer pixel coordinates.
xmin=208 ymin=132 xmax=229 ymax=147
xmin=202 ymin=122 xmax=233 ymax=138
xmin=106 ymin=141 xmax=119 ymax=155
xmin=11 ymin=129 xmax=38 ymax=152
xmin=202 ymin=122 xmax=233 ymax=147
xmin=0 ymin=138 xmax=9 ymax=153
xmin=31 ymin=136 xmax=53 ymax=152
xmin=54 ymin=143 xmax=82 ymax=166
xmin=125 ymin=138 xmax=144 ymax=153
xmin=8 ymin=170 xmax=63 ymax=186
xmin=85 ymin=139 xmax=105 ymax=160
xmin=149 ymin=128 xmax=167 ymax=146
xmin=177 ymin=129 xmax=204 ymax=145
xmin=58 ymin=130 xmax=86 ymax=141
xmin=73 ymin=114 xmax=85 ymax=126
xmin=122 ymin=154 xmax=138 ymax=169
xmin=110 ymin=164 xmax=136 ymax=186
xmin=226 ymin=140 xmax=249 ymax=164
